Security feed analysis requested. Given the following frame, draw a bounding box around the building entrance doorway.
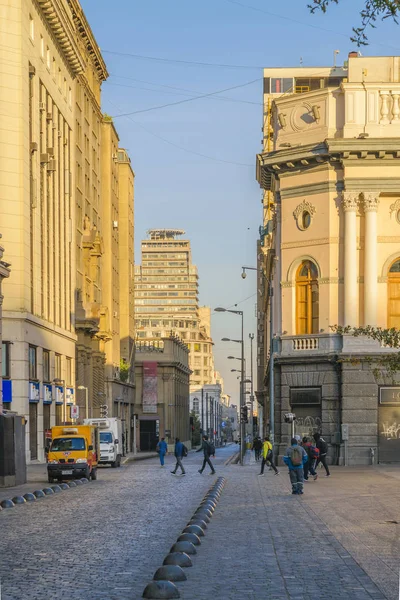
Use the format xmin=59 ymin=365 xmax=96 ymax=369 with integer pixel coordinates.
xmin=140 ymin=419 xmax=159 ymax=451
xmin=378 ymin=388 xmax=400 ymax=462
xmin=29 ymin=403 xmax=38 ymax=460
xmin=290 ymin=387 xmax=322 ymax=440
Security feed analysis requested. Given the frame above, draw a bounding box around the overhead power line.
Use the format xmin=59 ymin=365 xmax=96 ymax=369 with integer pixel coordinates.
xmin=105 ymin=98 xmax=253 ymax=167
xmin=108 ymin=74 xmax=261 ymax=106
xmin=102 ymin=49 xmax=263 ymax=70
xmin=111 ymin=78 xmax=261 ymax=118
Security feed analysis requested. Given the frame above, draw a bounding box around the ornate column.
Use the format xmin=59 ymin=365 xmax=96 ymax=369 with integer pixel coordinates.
xmin=342 ymin=192 xmax=359 ymax=326
xmin=363 ymin=193 xmax=380 ymax=326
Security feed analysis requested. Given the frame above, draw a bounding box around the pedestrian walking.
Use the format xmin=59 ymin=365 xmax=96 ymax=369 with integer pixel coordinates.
xmin=258 ymin=436 xmax=279 ymax=476
xmin=171 ymin=437 xmax=186 ymax=476
xmin=196 ymin=435 xmax=216 ymax=475
xmin=156 ymin=437 xmax=168 ymax=467
xmin=313 ymin=433 xmax=330 ymax=476
xmin=283 ymin=437 xmax=308 ymax=495
xmin=252 ymin=437 xmax=262 ymax=462
xmin=301 ymin=436 xmax=318 ymax=481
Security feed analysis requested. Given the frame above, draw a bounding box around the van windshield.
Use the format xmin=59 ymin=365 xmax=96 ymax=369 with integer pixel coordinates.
xmin=100 ymin=432 xmax=113 ymax=444
xmin=51 ymin=437 xmax=86 ymax=451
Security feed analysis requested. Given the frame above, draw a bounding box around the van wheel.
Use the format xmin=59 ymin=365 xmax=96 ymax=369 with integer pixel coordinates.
xmin=48 ymin=475 xmax=54 ymax=484
xmin=117 ymin=456 xmax=121 ymax=468
xmin=91 ymin=468 xmax=97 ymax=481
xmin=111 ymin=461 xmax=116 ymax=468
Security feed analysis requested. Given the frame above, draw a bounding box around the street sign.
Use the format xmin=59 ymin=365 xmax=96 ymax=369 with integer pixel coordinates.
xmin=221 ymin=421 xmax=226 ymax=428
xmin=70 ymin=405 xmax=79 ymax=420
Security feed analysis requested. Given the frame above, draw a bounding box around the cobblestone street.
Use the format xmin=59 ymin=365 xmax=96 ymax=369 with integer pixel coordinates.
xmin=2 ymin=446 xmax=400 ymax=599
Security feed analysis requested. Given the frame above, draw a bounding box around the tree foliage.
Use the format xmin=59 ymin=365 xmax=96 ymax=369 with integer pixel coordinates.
xmin=308 ymin=0 xmax=400 ymax=45
xmin=331 ymin=325 xmax=400 ymax=376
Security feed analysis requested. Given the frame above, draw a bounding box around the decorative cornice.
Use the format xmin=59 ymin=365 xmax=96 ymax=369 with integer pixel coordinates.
xmin=281 ymin=237 xmax=339 ymax=249
xmin=67 ymin=0 xmax=108 ymax=81
xmin=280 ymin=281 xmax=293 ymax=288
xmin=281 ymin=180 xmax=344 ymax=200
xmin=36 ymin=0 xmax=85 ymax=75
xmin=378 ymin=236 xmax=400 ymax=243
xmin=293 ymin=200 xmax=316 ymax=221
xmin=318 ymin=277 xmax=343 ymax=285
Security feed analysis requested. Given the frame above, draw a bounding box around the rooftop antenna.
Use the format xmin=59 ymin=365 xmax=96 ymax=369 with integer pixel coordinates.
xmin=333 ymin=49 xmax=340 ymax=67
xmin=299 ymin=56 xmax=303 ymax=67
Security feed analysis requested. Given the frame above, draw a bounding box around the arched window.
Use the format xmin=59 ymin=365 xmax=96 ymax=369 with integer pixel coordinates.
xmin=296 ymin=260 xmax=319 ymax=334
xmin=388 ymin=259 xmax=400 ymax=328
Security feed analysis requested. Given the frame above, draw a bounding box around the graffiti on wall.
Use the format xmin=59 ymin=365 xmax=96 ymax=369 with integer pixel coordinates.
xmin=380 ymin=422 xmax=400 ymax=440
xmin=295 ymin=416 xmax=322 ymax=437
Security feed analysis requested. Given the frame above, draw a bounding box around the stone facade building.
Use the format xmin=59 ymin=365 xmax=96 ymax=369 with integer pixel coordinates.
xmin=256 ymin=54 xmax=400 ymax=465
xmin=134 ymin=338 xmax=191 ymax=451
xmin=0 ymin=0 xmax=135 ymax=462
xmin=134 ymin=229 xmax=216 ymax=391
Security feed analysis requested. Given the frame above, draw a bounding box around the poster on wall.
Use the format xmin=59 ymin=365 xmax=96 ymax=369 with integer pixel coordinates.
xmin=143 ymin=362 xmax=158 ymax=414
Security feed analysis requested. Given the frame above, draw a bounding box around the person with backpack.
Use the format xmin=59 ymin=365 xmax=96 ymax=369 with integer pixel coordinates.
xmin=283 ymin=437 xmax=308 ymax=495
xmin=156 ymin=437 xmax=168 ymax=467
xmin=314 ymin=432 xmax=330 ymax=477
xmin=252 ymin=437 xmax=262 ymax=462
xmin=196 ymin=435 xmax=216 ymax=475
xmin=301 ymin=436 xmax=318 ymax=481
xmin=171 ymin=437 xmax=187 ymax=476
xmin=258 ymin=436 xmax=279 ymax=476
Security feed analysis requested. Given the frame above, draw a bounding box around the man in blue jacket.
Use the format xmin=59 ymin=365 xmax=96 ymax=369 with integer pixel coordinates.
xmin=156 ymin=437 xmax=168 ymax=467
xmin=283 ymin=437 xmax=308 ymax=495
xmin=171 ymin=438 xmax=186 ymax=476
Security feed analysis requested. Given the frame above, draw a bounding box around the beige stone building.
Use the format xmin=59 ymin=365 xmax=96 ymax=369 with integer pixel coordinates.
xmin=0 ymin=0 xmax=83 ymax=461
xmin=0 ymin=237 xmax=11 ymax=415
xmin=256 ymin=54 xmax=400 ymax=464
xmin=0 ymin=0 xmax=135 ymax=461
xmin=134 ymin=337 xmax=191 ymax=451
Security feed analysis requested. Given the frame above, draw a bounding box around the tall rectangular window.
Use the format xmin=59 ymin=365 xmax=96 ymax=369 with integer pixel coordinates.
xmin=55 ymin=354 xmax=61 ymax=379
xmin=2 ymin=342 xmax=10 ymax=379
xmin=29 ymin=15 xmax=34 ymax=40
xmin=40 ymin=35 xmax=44 ymax=58
xmin=66 ymin=357 xmax=72 ymax=386
xmin=46 ymin=46 xmax=50 ymax=70
xmin=43 ymin=350 xmax=50 ymax=382
xmin=29 ymin=345 xmax=37 ymax=379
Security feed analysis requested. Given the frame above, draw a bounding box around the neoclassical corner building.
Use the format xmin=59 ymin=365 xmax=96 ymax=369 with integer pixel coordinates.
xmin=256 ymin=54 xmax=400 ymax=465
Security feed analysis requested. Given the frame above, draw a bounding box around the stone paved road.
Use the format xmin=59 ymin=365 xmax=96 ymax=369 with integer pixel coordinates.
xmin=179 ymin=459 xmax=390 ymax=600
xmin=0 ymin=447 xmax=227 ymax=600
xmin=2 ymin=448 xmax=400 ymax=600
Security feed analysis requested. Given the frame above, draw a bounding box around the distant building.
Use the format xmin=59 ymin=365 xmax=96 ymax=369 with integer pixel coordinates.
xmin=135 ymin=338 xmax=191 ymax=450
xmin=256 ymin=54 xmax=400 ymax=465
xmin=134 ymin=229 xmax=215 ymax=390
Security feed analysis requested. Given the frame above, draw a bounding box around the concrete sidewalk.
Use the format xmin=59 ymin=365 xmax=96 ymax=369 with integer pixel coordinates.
xmin=176 ymin=461 xmax=400 ymax=600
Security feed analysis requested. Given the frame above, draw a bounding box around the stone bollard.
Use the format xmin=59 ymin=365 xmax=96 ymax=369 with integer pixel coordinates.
xmin=12 ymin=496 xmax=26 ymax=505
xmin=1 ymin=499 xmax=15 ymax=509
xmin=33 ymin=490 xmax=45 ymax=498
xmin=170 ymin=541 xmax=196 ymax=555
xmin=23 ymin=493 xmax=36 ymax=502
xmin=177 ymin=533 xmax=201 ymax=546
xmin=153 ymin=565 xmax=187 ymax=582
xmin=183 ymin=525 xmax=205 ymax=537
xmin=142 ymin=580 xmax=180 ymax=599
xmin=163 ymin=553 xmax=192 ymax=568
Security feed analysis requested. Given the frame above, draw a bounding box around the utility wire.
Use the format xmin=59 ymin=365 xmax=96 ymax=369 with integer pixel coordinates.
xmin=111 ymin=78 xmax=261 ymax=118
xmin=108 ymin=74 xmax=261 ymax=106
xmin=102 ymin=49 xmax=263 ymax=70
xmin=105 ymin=98 xmax=253 ymax=167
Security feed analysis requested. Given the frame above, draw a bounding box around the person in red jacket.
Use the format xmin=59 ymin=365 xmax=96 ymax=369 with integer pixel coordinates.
xmin=302 ymin=437 xmax=318 ymax=481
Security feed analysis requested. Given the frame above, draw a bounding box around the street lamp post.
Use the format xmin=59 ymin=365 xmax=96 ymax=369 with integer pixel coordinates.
xmin=249 ymin=333 xmax=254 ymax=440
xmin=216 ymin=307 xmax=245 ymax=465
xmin=77 ymin=386 xmax=89 ymax=421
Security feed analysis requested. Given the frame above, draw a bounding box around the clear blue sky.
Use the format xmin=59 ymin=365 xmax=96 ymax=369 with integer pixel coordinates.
xmin=81 ymin=0 xmax=400 ymax=401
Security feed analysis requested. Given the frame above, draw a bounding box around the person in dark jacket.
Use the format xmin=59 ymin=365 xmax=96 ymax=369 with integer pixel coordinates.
xmin=252 ymin=437 xmax=262 ymax=462
xmin=283 ymin=437 xmax=308 ymax=495
xmin=171 ymin=438 xmax=186 ymax=476
xmin=302 ymin=437 xmax=318 ymax=481
xmin=196 ymin=435 xmax=215 ymax=475
xmin=314 ymin=433 xmax=330 ymax=476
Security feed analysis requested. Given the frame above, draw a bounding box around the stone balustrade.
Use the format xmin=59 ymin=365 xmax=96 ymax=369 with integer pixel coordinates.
xmin=379 ymin=90 xmax=400 ymax=124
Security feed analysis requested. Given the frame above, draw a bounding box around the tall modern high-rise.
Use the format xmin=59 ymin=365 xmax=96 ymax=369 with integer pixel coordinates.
xmin=134 ymin=229 xmax=199 ymax=340
xmin=134 ymin=229 xmax=215 ymax=390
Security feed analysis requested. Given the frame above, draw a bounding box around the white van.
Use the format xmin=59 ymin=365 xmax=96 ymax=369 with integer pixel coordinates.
xmin=84 ymin=417 xmax=123 ymax=468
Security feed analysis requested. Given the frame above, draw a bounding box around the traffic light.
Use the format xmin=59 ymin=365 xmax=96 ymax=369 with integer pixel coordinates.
xmin=100 ymin=404 xmax=108 ymax=418
xmin=240 ymin=405 xmax=248 ymax=423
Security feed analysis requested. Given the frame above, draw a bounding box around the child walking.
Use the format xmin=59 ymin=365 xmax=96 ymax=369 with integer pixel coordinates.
xmin=283 ymin=437 xmax=308 ymax=495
